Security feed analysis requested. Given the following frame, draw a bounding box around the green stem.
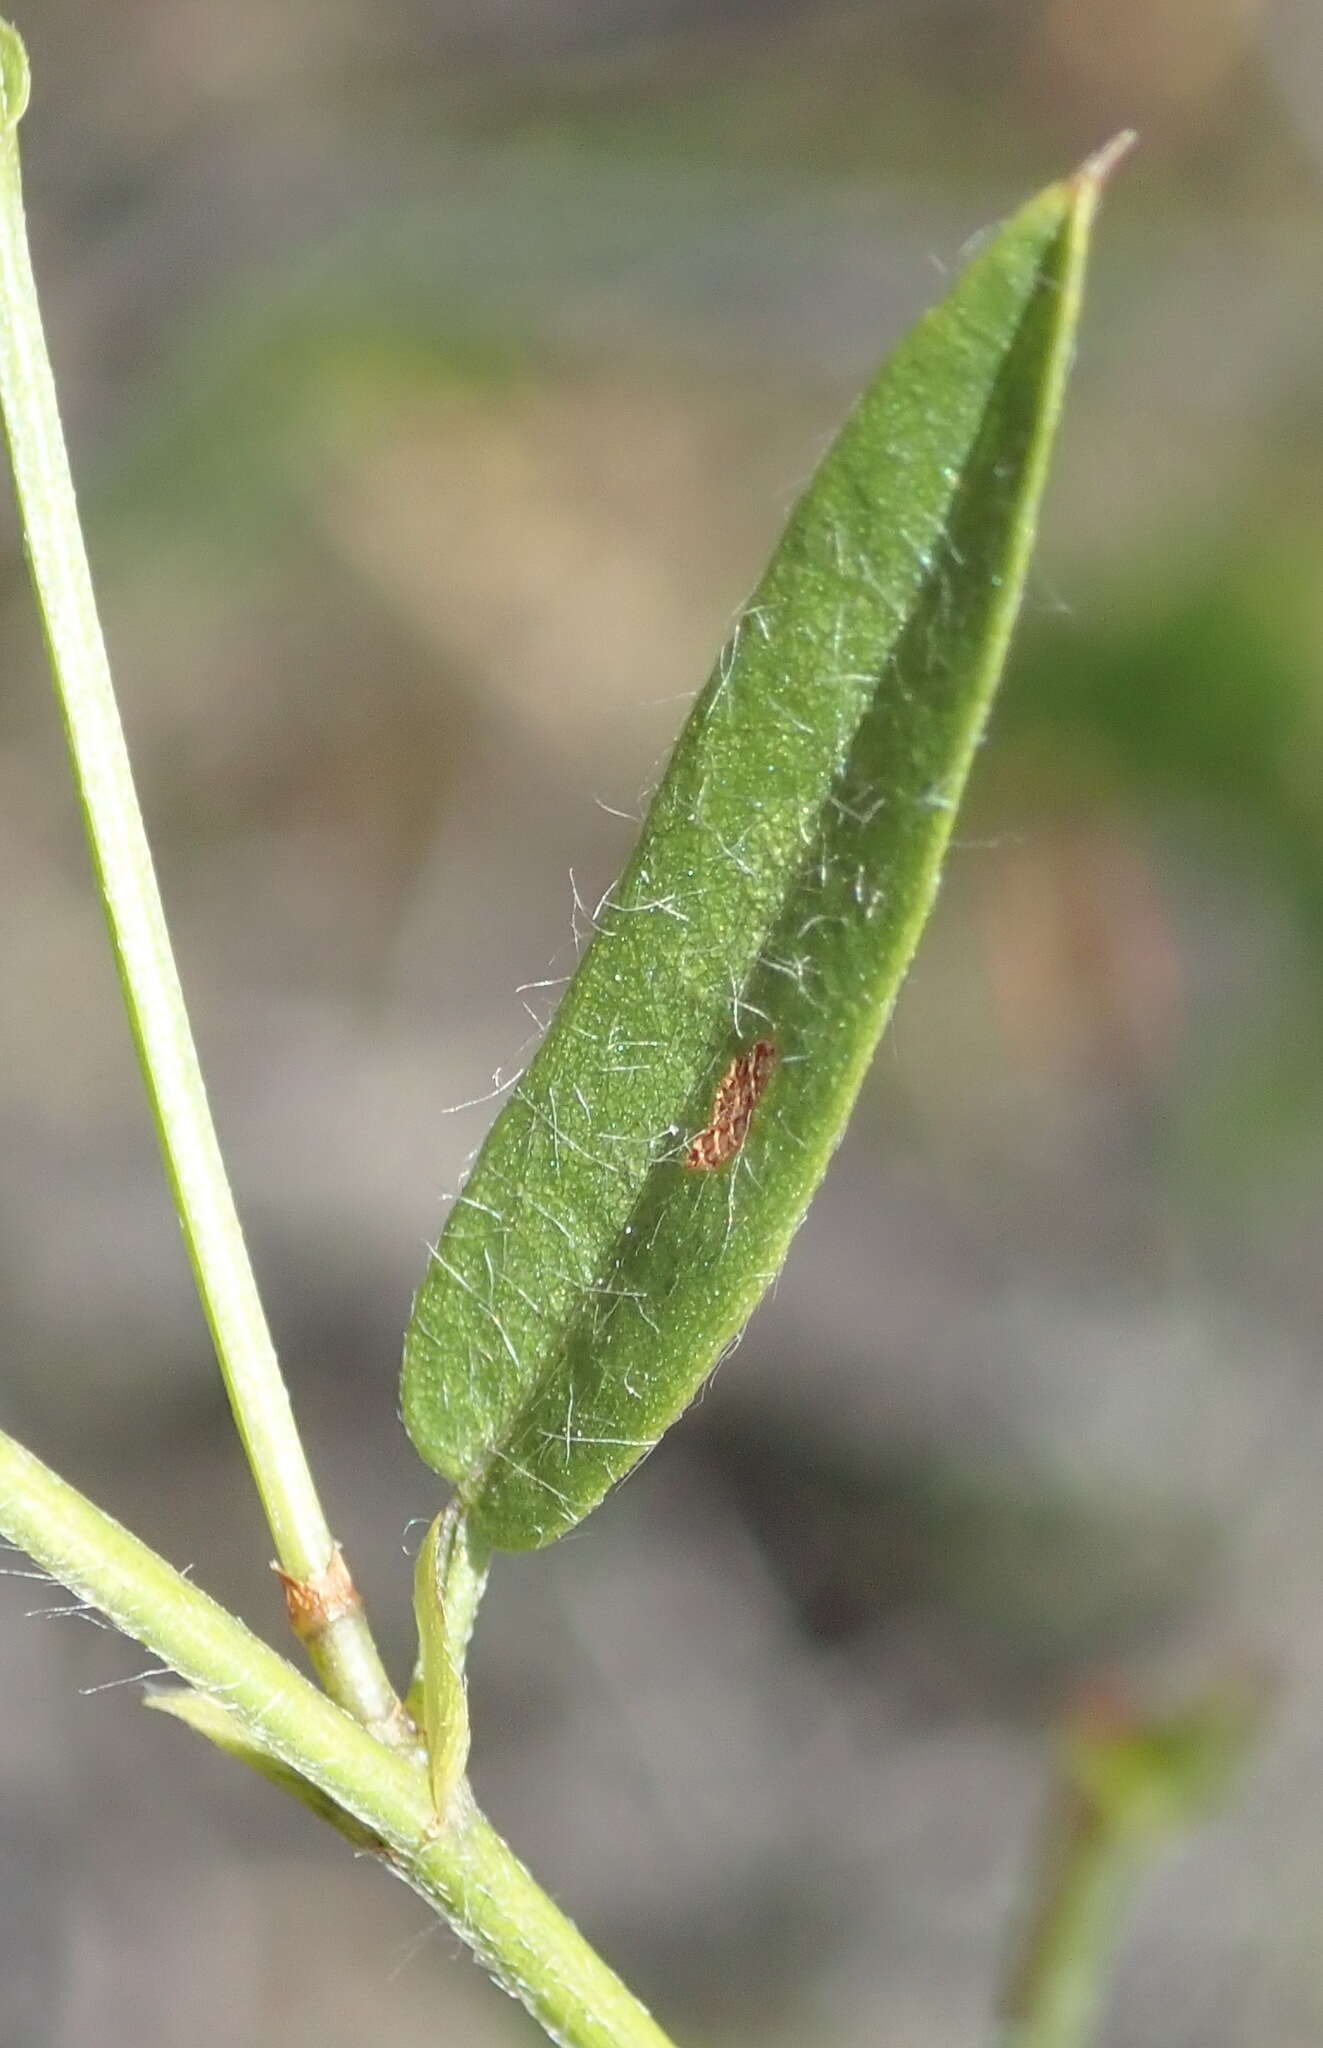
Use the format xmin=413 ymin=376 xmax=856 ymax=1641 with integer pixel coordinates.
xmin=1001 ymin=1686 xmax=1253 ymax=2048
xmin=0 ymin=24 xmax=401 ymax=1737
xmin=1000 ymin=1793 xmax=1136 ymax=2048
xmin=0 ymin=1425 xmax=677 ymax=2048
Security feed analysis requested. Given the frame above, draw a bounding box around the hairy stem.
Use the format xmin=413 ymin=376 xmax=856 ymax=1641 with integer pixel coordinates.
xmin=0 ymin=22 xmax=402 ymax=1737
xmin=0 ymin=1426 xmax=677 ymax=2048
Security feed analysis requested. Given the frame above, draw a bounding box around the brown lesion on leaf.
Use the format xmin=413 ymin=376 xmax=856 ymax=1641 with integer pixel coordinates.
xmin=685 ymin=1039 xmax=778 ymax=1171
xmin=274 ymin=1544 xmax=362 ymax=1644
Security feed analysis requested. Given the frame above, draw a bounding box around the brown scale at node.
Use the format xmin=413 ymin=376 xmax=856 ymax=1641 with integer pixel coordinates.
xmin=685 ymin=1039 xmax=777 ymax=1171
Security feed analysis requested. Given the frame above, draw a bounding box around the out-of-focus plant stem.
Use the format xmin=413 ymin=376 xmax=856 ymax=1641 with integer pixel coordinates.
xmin=1001 ymin=1791 xmax=1138 ymax=2048
xmin=1002 ymin=1688 xmax=1254 ymax=2048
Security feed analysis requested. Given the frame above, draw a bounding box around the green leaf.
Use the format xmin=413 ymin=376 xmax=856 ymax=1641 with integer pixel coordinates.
xmin=403 ymin=146 xmax=1124 ymax=1549
xmin=411 ymin=1505 xmax=487 ymax=1818
xmin=145 ymin=1689 xmax=386 ymax=1853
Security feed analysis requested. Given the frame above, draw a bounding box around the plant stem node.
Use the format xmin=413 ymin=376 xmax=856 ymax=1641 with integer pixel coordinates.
xmin=275 ymin=1545 xmax=361 ymax=1642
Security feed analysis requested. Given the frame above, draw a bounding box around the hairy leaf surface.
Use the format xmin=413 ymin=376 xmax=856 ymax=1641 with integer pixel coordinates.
xmin=403 ymin=154 xmax=1118 ymax=1548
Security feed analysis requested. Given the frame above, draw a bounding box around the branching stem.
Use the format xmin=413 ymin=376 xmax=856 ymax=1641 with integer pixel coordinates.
xmin=0 ymin=1427 xmax=677 ymax=2048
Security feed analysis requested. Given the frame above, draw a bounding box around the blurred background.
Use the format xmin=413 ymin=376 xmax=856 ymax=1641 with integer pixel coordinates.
xmin=1 ymin=2 xmax=1322 ymax=2043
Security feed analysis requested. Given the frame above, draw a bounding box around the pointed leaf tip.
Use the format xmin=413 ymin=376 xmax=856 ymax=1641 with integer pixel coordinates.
xmin=1074 ymin=130 xmax=1138 ymax=194
xmin=402 ymin=160 xmax=1103 ymax=1549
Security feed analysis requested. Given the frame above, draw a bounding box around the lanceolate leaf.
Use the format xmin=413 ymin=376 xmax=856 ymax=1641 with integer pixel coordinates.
xmin=403 ymin=149 xmax=1122 ymax=1549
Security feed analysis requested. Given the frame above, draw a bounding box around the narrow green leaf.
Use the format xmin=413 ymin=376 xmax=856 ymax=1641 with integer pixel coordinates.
xmin=404 ymin=148 xmax=1123 ymax=1549
xmin=412 ymin=1505 xmax=486 ymax=1817
xmin=145 ymin=1688 xmax=385 ymax=1852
